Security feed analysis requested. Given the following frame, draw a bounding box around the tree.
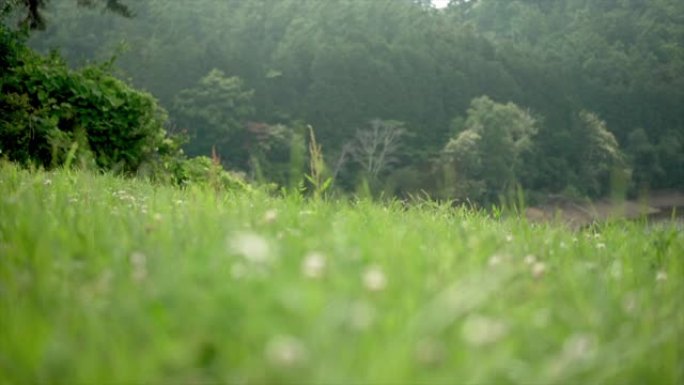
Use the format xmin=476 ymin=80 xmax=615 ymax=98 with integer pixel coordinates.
xmin=442 ymin=96 xmax=537 ymax=202
xmin=173 ymin=69 xmax=255 ymax=169
xmin=345 ymin=119 xmax=406 ymax=183
xmin=5 ymin=0 xmax=131 ymax=30
xmin=572 ymin=111 xmax=629 ymax=197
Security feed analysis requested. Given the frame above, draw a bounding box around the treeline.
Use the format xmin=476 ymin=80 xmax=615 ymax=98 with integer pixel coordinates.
xmin=14 ymin=0 xmax=684 ymax=201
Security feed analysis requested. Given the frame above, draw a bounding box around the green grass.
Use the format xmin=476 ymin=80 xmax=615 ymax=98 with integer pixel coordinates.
xmin=1 ymin=162 xmax=682 ymax=384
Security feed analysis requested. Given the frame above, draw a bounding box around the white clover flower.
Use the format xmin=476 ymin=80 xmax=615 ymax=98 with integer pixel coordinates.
xmin=532 ymin=308 xmax=551 ymax=328
xmin=348 ymin=300 xmax=375 ymax=331
xmin=561 ymin=333 xmax=596 ymax=362
xmin=362 ymin=265 xmax=387 ymax=292
xmin=610 ymin=260 xmax=622 ymax=279
xmin=596 ymin=242 xmax=606 ymax=249
xmin=263 ymin=209 xmax=278 ymax=224
xmin=415 ymin=338 xmax=446 ymax=366
xmin=523 ymin=254 xmax=537 ymax=265
xmin=622 ymin=294 xmax=638 ymax=314
xmin=656 ymin=271 xmax=668 ymax=282
xmin=230 ymin=262 xmax=247 ymax=280
xmin=505 ymin=234 xmax=514 ymax=242
xmin=43 ymin=178 xmax=52 ymax=186
xmin=264 ymin=335 xmax=308 ymax=368
xmin=229 ymin=232 xmax=271 ymax=264
xmin=531 ymin=261 xmax=547 ymax=278
xmin=129 ymin=251 xmax=147 ymax=282
xmin=301 ymin=252 xmax=326 ymax=279
xmin=583 ymin=262 xmax=597 ymax=271
xmin=461 ymin=314 xmax=507 ymax=347
xmin=488 ymin=254 xmax=503 ymax=267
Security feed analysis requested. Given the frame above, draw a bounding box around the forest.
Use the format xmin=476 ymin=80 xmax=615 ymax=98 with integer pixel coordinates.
xmin=2 ymin=0 xmax=684 ymax=202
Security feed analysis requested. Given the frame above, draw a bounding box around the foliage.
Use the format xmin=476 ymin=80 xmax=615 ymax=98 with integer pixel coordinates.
xmin=0 ymin=24 xmax=176 ymax=173
xmin=246 ymin=122 xmax=305 ymax=188
xmin=174 ymin=155 xmax=249 ymax=192
xmin=442 ymin=96 xmax=538 ymax=203
xmin=1 ymin=163 xmax=682 ymax=384
xmin=573 ymin=110 xmax=629 ymax=197
xmin=173 ymin=69 xmax=255 ymax=169
xmin=304 ymin=126 xmax=332 ymax=199
xmin=4 ymin=0 xmax=132 ymax=30
xmin=20 ymin=0 xmax=684 ymax=198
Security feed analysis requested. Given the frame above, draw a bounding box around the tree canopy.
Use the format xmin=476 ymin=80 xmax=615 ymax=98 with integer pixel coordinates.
xmin=5 ymin=0 xmax=683 ymax=201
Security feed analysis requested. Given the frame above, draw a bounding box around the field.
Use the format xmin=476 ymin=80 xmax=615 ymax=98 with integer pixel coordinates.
xmin=1 ymin=162 xmax=682 ymax=384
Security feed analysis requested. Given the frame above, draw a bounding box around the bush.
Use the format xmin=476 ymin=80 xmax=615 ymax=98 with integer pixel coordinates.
xmin=0 ymin=25 xmax=174 ymax=173
xmin=175 ymin=156 xmax=249 ymax=191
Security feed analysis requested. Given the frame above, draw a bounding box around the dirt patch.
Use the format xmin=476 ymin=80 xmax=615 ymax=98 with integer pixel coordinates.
xmin=525 ymin=191 xmax=684 ymax=228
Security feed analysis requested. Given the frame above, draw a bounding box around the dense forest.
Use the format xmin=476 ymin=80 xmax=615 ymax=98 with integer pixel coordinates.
xmin=3 ymin=0 xmax=683 ymax=203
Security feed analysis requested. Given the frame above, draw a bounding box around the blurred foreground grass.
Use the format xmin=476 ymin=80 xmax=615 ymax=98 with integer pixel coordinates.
xmin=0 ymin=162 xmax=682 ymax=384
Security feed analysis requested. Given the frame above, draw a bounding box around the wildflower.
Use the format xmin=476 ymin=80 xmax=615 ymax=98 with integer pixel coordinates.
xmin=505 ymin=234 xmax=514 ymax=242
xmin=152 ymin=213 xmax=163 ymax=222
xmin=561 ymin=333 xmax=596 ymax=361
xmin=656 ymin=271 xmax=668 ymax=282
xmin=532 ymin=308 xmax=551 ymax=328
xmin=264 ymin=335 xmax=308 ymax=368
xmin=596 ymin=242 xmax=606 ymax=249
xmin=231 ymin=262 xmax=247 ymax=280
xmin=610 ymin=260 xmax=622 ymax=279
xmin=129 ymin=251 xmax=147 ymax=282
xmin=523 ymin=254 xmax=537 ymax=265
xmin=229 ymin=232 xmax=271 ymax=264
xmin=263 ymin=209 xmax=278 ymax=223
xmin=461 ymin=314 xmax=507 ymax=347
xmin=531 ymin=262 xmax=546 ymax=278
xmin=43 ymin=178 xmax=52 ymax=186
xmin=488 ymin=254 xmax=503 ymax=267
xmin=348 ymin=300 xmax=375 ymax=331
xmin=415 ymin=338 xmax=446 ymax=366
xmin=622 ymin=294 xmax=638 ymax=314
xmin=301 ymin=252 xmax=326 ymax=279
xmin=362 ymin=265 xmax=387 ymax=292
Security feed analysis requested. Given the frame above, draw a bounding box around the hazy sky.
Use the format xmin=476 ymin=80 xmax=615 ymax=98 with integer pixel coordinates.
xmin=433 ymin=0 xmax=449 ymax=8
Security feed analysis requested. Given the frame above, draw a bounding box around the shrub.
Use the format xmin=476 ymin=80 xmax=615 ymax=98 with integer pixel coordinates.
xmin=175 ymin=156 xmax=249 ymax=191
xmin=0 ymin=25 xmax=174 ymax=173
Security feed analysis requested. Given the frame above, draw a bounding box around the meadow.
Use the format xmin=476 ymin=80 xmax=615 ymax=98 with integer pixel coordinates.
xmin=0 ymin=162 xmax=682 ymax=384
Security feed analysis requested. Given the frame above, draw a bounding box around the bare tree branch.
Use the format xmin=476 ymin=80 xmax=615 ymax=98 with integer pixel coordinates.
xmin=347 ymin=119 xmax=406 ymax=179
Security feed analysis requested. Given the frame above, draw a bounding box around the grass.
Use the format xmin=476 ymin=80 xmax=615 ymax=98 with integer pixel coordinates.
xmin=0 ymin=161 xmax=682 ymax=384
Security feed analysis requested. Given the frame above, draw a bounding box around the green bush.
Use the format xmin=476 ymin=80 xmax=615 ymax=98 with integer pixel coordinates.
xmin=175 ymin=156 xmax=249 ymax=191
xmin=0 ymin=25 xmax=174 ymax=173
